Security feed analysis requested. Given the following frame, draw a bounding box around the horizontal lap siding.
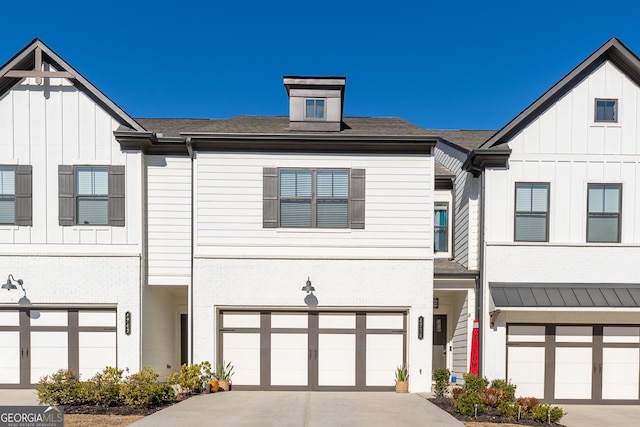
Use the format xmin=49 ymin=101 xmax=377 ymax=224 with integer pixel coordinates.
xmin=147 ymin=156 xmax=192 ymax=285
xmin=195 ymin=153 xmax=433 ymax=258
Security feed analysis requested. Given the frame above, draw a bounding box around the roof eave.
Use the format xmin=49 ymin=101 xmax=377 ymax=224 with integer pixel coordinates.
xmin=462 ymin=147 xmax=512 ymax=177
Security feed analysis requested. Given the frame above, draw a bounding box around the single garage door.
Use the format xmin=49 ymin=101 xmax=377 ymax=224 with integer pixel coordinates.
xmin=0 ymin=308 xmax=117 ymax=388
xmin=506 ymin=324 xmax=640 ymax=404
xmin=217 ymin=310 xmax=406 ymax=391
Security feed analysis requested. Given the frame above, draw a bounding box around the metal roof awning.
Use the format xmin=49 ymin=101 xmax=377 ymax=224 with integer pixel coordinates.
xmin=490 ymin=283 xmax=640 ymax=308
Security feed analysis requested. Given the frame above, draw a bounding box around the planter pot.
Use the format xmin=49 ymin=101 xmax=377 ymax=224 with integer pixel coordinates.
xmin=395 ymin=381 xmax=409 ymax=393
xmin=210 ymin=379 xmax=219 ymax=393
xmin=218 ymin=379 xmax=231 ymax=391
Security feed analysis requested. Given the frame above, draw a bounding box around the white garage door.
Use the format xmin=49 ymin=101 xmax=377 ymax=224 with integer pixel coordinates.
xmin=507 ymin=324 xmax=640 ymax=403
xmin=218 ymin=310 xmax=406 ymax=391
xmin=0 ymin=309 xmax=117 ymax=388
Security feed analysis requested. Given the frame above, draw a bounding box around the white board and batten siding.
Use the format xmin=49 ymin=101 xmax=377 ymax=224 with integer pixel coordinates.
xmin=485 ymin=61 xmax=640 ymax=246
xmin=0 ymin=75 xmax=142 ymax=250
xmin=146 ymin=156 xmax=192 ymax=286
xmin=194 ymin=152 xmax=434 ymax=260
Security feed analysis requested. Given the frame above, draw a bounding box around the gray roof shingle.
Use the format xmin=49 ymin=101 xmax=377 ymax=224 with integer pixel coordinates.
xmin=428 ymin=130 xmax=497 ymax=152
xmin=136 ymin=116 xmax=436 ymax=138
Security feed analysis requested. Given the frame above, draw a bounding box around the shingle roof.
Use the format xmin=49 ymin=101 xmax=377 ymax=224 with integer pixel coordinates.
xmin=427 ymin=130 xmax=497 ymax=152
xmin=434 ymin=259 xmax=478 ymax=276
xmin=435 ymin=161 xmax=455 ymax=178
xmin=135 ymin=116 xmax=435 ymax=137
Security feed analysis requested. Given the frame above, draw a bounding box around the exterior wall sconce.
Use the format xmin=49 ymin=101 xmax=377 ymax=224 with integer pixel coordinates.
xmin=301 ymin=277 xmax=315 ymax=294
xmin=301 ymin=277 xmax=318 ymax=307
xmin=1 ymin=274 xmax=31 ymax=305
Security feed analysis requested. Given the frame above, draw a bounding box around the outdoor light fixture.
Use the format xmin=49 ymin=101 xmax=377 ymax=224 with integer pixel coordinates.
xmin=301 ymin=277 xmax=315 ymax=294
xmin=2 ymin=274 xmax=31 ymax=305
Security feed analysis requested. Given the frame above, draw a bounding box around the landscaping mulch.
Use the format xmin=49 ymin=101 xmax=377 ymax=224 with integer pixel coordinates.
xmin=429 ymin=397 xmax=566 ymax=427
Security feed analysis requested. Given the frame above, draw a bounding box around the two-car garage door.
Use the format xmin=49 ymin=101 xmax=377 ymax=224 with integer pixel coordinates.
xmin=507 ymin=324 xmax=640 ymax=403
xmin=218 ymin=310 xmax=406 ymax=391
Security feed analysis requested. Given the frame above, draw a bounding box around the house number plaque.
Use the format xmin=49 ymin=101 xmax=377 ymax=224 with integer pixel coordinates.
xmin=418 ymin=316 xmax=424 ymax=340
xmin=125 ymin=311 xmax=132 ymax=335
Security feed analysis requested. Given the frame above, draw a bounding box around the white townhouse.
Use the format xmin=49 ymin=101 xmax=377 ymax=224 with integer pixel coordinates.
xmin=0 ymin=39 xmax=446 ymax=393
xmin=0 ymin=39 xmax=144 ymax=388
xmin=463 ymin=38 xmax=640 ymax=404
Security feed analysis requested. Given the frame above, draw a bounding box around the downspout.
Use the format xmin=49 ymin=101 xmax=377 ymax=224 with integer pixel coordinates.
xmin=477 ymin=171 xmax=486 ymax=377
xmin=186 ymin=137 xmax=194 ymax=364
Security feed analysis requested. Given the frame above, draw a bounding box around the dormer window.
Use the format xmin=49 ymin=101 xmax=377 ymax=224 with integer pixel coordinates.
xmin=305 ymin=99 xmax=325 ymax=120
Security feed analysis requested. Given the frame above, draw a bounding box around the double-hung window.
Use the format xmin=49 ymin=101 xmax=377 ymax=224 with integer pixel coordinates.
xmin=58 ymin=165 xmax=125 ymax=226
xmin=263 ymin=167 xmax=365 ymax=229
xmin=514 ymin=183 xmax=549 ymax=242
xmin=587 ymin=184 xmax=621 ymax=243
xmin=0 ymin=165 xmax=32 ymax=226
xmin=280 ymin=169 xmax=349 ymax=228
xmin=0 ymin=167 xmax=15 ymax=224
xmin=305 ymin=99 xmax=325 ymax=120
xmin=434 ymin=203 xmax=448 ymax=252
xmin=76 ymin=167 xmax=109 ymax=225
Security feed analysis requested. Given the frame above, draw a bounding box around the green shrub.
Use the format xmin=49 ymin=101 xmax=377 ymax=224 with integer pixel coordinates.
xmin=490 ymin=378 xmax=516 ymax=402
xmin=479 ymin=387 xmax=507 ymax=407
xmin=455 ymin=391 xmax=485 ymax=416
xmin=531 ymin=404 xmax=565 ymax=423
xmin=120 ymin=367 xmax=167 ymax=407
xmin=432 ymin=368 xmax=450 ymax=397
xmin=167 ymin=363 xmax=203 ymax=393
xmin=36 ymin=369 xmax=80 ymax=405
xmin=462 ymin=373 xmax=489 ymax=393
xmin=497 ymin=400 xmax=519 ymax=419
xmin=150 ymin=383 xmax=175 ymax=406
xmin=82 ymin=367 xmax=123 ymax=406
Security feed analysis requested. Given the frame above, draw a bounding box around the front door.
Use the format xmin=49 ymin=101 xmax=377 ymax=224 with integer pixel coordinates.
xmin=432 ymin=315 xmax=447 ymax=370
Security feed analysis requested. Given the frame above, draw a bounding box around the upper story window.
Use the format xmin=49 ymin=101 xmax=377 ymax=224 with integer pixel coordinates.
xmin=514 ymin=183 xmax=549 ymax=242
xmin=76 ymin=167 xmax=109 ymax=225
xmin=58 ymin=165 xmax=125 ymax=227
xmin=434 ymin=203 xmax=448 ymax=252
xmin=263 ymin=167 xmax=365 ymax=229
xmin=587 ymin=184 xmax=621 ymax=243
xmin=595 ymin=99 xmax=617 ymax=122
xmin=0 ymin=167 xmax=15 ymax=224
xmin=305 ymin=99 xmax=325 ymax=120
xmin=0 ymin=165 xmax=32 ymax=226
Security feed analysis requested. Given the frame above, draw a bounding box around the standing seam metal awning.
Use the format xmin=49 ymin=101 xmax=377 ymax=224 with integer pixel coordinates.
xmin=489 ymin=283 xmax=640 ymax=308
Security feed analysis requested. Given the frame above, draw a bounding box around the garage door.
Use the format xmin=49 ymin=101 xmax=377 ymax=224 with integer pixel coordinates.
xmin=507 ymin=324 xmax=640 ymax=404
xmin=218 ymin=310 xmax=406 ymax=391
xmin=0 ymin=309 xmax=117 ymax=388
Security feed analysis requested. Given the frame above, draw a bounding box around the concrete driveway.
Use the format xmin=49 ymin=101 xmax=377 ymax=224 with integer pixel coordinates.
xmin=129 ymin=391 xmax=465 ymax=427
xmin=561 ymin=404 xmax=640 ymax=427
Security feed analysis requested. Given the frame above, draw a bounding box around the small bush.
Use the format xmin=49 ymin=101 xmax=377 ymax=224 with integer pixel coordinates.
xmin=432 ymin=368 xmax=450 ymax=397
xmin=490 ymin=378 xmax=516 ymax=402
xmin=455 ymin=391 xmax=485 ymax=416
xmin=451 ymin=386 xmax=464 ymax=404
xmin=516 ymin=396 xmax=540 ymax=412
xmin=479 ymin=387 xmax=507 ymax=407
xmin=81 ymin=367 xmax=123 ymax=406
xmin=531 ymin=403 xmax=565 ymax=423
xmin=120 ymin=367 xmax=166 ymax=407
xmin=462 ymin=373 xmax=489 ymax=393
xmin=36 ymin=369 xmax=80 ymax=405
xmin=394 ymin=364 xmax=409 ymax=382
xmin=167 ymin=363 xmax=203 ymax=393
xmin=497 ymin=400 xmax=519 ymax=419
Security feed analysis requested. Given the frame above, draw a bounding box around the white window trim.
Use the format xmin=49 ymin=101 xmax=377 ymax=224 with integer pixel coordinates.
xmin=434 ymin=191 xmax=453 ymax=258
xmin=304 ymin=98 xmax=326 ymax=121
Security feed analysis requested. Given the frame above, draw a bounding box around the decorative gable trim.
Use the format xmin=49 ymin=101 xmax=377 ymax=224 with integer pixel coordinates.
xmin=0 ymin=38 xmax=145 ymax=132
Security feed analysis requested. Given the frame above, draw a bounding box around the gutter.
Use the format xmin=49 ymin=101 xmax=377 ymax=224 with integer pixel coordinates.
xmin=186 ymin=137 xmax=194 ymax=364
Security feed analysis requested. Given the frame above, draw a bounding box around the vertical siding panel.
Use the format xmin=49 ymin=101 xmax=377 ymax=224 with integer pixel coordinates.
xmin=78 ymin=93 xmax=95 ymax=161
xmin=571 ymin=82 xmax=589 ymax=154
xmin=46 ymin=82 xmax=64 ymax=244
xmin=0 ymin=87 xmax=14 ymax=159
xmin=555 ymin=92 xmax=572 ymax=154
xmin=569 ymin=162 xmax=587 ymax=242
xmin=62 ymin=87 xmax=79 ymax=163
xmin=555 ymin=162 xmax=571 ymax=242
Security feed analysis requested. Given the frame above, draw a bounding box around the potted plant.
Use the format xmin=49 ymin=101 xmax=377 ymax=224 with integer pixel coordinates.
xmin=215 ymin=360 xmax=235 ymax=391
xmin=395 ymin=363 xmax=409 ymax=393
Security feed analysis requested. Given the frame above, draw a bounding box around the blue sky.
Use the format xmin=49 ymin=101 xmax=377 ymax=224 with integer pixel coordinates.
xmin=2 ymin=1 xmax=640 ymax=130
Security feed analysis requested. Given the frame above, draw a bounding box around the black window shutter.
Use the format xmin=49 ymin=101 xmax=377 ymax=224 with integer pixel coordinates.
xmin=350 ymin=169 xmax=365 ymax=229
xmin=108 ymin=166 xmax=125 ymax=227
xmin=263 ymin=167 xmax=278 ymax=228
xmin=58 ymin=165 xmax=75 ymax=226
xmin=15 ymin=165 xmax=32 ymax=226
